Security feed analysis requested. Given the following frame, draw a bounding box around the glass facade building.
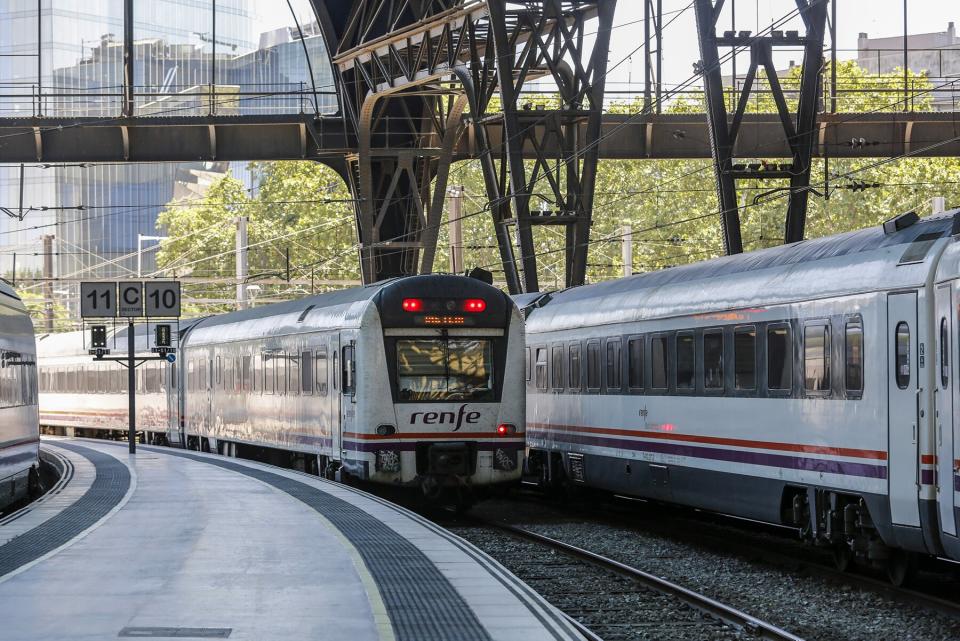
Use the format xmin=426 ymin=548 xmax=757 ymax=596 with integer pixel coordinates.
xmin=0 ymin=1 xmax=336 ymax=292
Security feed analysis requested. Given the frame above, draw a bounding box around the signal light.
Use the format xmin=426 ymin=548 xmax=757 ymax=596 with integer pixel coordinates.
xmin=402 ymin=298 xmax=423 ymax=312
xmin=496 ymin=423 xmax=516 ymax=436
xmin=90 ymin=325 xmax=107 ymax=349
xmin=463 ymin=298 xmax=486 ymax=312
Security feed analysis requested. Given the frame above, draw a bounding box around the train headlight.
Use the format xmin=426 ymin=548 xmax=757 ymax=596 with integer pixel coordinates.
xmin=376 ymin=424 xmax=397 ymax=436
xmin=496 ymin=423 xmax=516 ymax=436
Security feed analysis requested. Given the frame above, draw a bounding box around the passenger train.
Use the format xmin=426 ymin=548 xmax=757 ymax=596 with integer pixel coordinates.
xmin=0 ymin=280 xmax=40 ymax=512
xmin=521 ymin=209 xmax=960 ymax=583
xmin=39 ymin=274 xmax=525 ymax=503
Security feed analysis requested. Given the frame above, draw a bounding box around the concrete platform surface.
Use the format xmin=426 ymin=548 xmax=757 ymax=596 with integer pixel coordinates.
xmin=0 ymin=438 xmax=583 ymax=641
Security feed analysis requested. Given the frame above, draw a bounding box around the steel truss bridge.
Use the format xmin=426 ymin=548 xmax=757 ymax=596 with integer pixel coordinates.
xmin=1 ymin=0 xmax=958 ymax=293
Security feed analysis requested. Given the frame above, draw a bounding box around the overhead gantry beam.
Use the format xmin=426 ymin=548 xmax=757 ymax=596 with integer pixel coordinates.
xmin=2 ymin=111 xmax=956 ymax=164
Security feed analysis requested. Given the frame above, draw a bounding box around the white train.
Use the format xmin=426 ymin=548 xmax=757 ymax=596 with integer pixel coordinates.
xmin=39 ymin=274 xmax=525 ymax=503
xmin=522 ymin=210 xmax=960 ymax=583
xmin=0 ymin=280 xmax=40 ymax=511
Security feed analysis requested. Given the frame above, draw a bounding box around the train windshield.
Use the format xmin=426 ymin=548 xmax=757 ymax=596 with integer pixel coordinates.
xmin=396 ymin=339 xmax=494 ymax=401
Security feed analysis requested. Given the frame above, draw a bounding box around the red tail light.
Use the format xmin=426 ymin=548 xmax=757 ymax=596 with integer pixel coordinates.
xmin=496 ymin=423 xmax=516 ymax=436
xmin=402 ymin=298 xmax=423 ymax=312
xmin=464 ymin=298 xmax=486 ymax=312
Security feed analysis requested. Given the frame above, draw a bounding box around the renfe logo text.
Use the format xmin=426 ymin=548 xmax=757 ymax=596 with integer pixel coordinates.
xmin=410 ymin=404 xmax=481 ymax=431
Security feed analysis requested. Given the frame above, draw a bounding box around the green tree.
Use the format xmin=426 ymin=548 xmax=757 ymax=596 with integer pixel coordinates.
xmin=155 ymin=162 xmax=359 ymax=315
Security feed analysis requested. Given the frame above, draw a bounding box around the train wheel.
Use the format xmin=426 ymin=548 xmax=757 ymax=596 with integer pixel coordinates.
xmin=885 ymin=549 xmax=917 ymax=587
xmin=832 ymin=543 xmax=853 ymax=572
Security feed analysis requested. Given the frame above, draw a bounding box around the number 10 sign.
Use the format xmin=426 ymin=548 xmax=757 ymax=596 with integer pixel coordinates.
xmin=80 ymin=281 xmax=181 ymax=319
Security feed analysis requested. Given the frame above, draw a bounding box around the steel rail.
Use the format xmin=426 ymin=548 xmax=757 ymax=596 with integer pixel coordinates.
xmin=490 ymin=521 xmax=805 ymax=641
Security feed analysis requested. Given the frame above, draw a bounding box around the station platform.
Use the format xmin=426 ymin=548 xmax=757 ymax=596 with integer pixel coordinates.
xmin=0 ymin=438 xmax=582 ymax=641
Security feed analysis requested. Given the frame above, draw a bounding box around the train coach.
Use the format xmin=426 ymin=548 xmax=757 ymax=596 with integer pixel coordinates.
xmin=522 ymin=209 xmax=960 ymax=583
xmin=0 ymin=280 xmax=40 ymax=511
xmin=39 ymin=273 xmax=525 ymax=504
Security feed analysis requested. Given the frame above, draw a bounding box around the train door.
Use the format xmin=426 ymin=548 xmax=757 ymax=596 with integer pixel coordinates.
xmin=888 ymin=292 xmax=920 ymax=528
xmin=167 ymin=358 xmax=181 ymax=445
xmin=330 ymin=335 xmax=342 ymax=459
xmin=937 ymin=284 xmax=958 ymax=537
xmin=338 ymin=336 xmax=357 ymax=459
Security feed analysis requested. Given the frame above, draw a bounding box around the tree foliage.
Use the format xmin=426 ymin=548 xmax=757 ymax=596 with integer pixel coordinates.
xmin=155 ymin=162 xmax=358 ymax=314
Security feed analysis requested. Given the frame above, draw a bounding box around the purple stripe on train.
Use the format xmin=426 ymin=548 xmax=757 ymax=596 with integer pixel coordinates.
xmin=528 ymin=429 xmax=888 ymax=480
xmin=921 ymin=469 xmax=935 ymax=486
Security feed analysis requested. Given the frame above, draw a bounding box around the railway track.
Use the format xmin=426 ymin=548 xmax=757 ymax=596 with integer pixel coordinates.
xmin=451 ymin=495 xmax=960 ymax=641
xmin=490 ymin=520 xmax=805 ymax=641
xmin=439 ymin=507 xmax=804 ymax=641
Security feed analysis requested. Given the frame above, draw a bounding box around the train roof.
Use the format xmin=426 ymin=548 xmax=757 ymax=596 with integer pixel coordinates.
xmin=186 ymin=274 xmax=509 ymax=345
xmin=526 ymin=209 xmax=960 ymax=331
xmin=37 ymin=317 xmax=207 ymax=358
xmin=0 ymin=279 xmax=21 ymax=304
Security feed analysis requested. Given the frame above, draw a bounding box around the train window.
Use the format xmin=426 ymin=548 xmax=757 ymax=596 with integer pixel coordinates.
xmin=627 ymin=338 xmax=644 ymax=390
xmin=939 ymin=318 xmax=949 ymax=389
xmin=301 ymin=351 xmax=314 ymax=395
xmin=895 ymin=322 xmax=910 ymax=389
xmin=676 ymin=332 xmax=694 ymax=390
xmin=316 ymin=348 xmax=328 ymax=396
xmin=342 ymin=345 xmax=356 ymax=396
xmin=703 ymin=330 xmax=724 ymax=390
xmin=145 ymin=365 xmax=159 ymax=394
xmin=586 ymin=341 xmax=601 ymax=390
xmin=569 ymin=343 xmax=582 ymax=391
xmin=264 ymin=353 xmax=275 ymax=395
xmin=395 ymin=339 xmax=491 ymax=401
xmin=525 ymin=347 xmax=531 ymax=382
xmin=734 ymin=326 xmax=756 ymax=390
xmin=289 ymin=353 xmax=301 ymax=396
xmin=804 ymin=324 xmax=831 ymax=393
xmin=651 ymin=335 xmax=668 ymax=390
xmin=332 ymin=350 xmax=338 ymax=391
xmin=241 ymin=355 xmax=252 ymax=392
xmin=606 ymin=339 xmax=622 ymax=391
xmin=534 ymin=348 xmax=548 ymax=391
xmin=846 ymin=320 xmax=864 ymax=395
xmin=767 ymin=324 xmax=792 ymax=391
xmin=280 ymin=352 xmax=290 ymax=395
xmin=551 ymin=345 xmax=564 ymax=390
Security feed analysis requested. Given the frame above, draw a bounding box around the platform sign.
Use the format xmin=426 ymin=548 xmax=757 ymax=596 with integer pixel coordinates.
xmin=145 ymin=281 xmax=181 ymax=318
xmin=80 ymin=283 xmax=117 ymax=318
xmin=118 ymin=282 xmax=144 ymax=317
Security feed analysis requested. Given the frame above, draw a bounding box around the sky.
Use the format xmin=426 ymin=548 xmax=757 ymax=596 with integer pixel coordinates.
xmin=604 ymin=1 xmax=959 ymax=93
xmin=252 ymin=0 xmax=958 ymax=97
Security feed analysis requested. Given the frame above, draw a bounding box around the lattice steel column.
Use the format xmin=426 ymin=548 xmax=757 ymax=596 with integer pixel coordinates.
xmin=487 ymin=0 xmax=618 ymax=292
xmin=694 ymin=0 xmax=827 ymax=253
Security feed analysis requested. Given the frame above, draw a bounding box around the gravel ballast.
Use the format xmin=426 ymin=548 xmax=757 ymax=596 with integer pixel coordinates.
xmin=456 ymin=499 xmax=960 ymax=641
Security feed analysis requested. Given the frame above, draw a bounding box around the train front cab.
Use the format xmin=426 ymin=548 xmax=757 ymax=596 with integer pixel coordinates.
xmin=933 ymin=241 xmax=960 ymax=561
xmin=358 ymin=275 xmax=525 ymax=500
